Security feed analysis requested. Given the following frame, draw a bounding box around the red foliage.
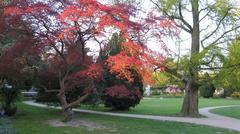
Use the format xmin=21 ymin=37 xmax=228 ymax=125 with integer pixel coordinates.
xmin=105 ymin=85 xmax=131 ymax=97
xmin=106 ymin=38 xmax=166 ymax=85
xmin=3 ymin=0 xmax=177 ymax=89
xmin=0 ymin=37 xmax=39 ymax=79
xmin=105 ymin=85 xmax=141 ymax=98
xmin=104 ymin=85 xmax=142 ymax=110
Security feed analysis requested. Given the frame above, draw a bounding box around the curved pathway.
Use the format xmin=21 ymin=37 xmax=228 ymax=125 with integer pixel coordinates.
xmin=23 ymin=101 xmax=240 ymax=132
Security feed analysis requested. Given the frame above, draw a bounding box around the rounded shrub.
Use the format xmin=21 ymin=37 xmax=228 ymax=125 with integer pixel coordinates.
xmin=199 ymin=84 xmax=216 ymax=98
xmin=103 ymin=85 xmax=142 ymax=110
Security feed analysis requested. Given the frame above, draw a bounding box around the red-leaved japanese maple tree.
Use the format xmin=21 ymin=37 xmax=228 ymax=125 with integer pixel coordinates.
xmin=4 ymin=0 xmax=176 ymax=121
xmin=0 ymin=1 xmax=40 ymax=87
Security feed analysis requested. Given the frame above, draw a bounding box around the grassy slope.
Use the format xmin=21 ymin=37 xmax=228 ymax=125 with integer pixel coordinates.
xmin=11 ymin=103 xmax=240 ymax=134
xmin=79 ymin=98 xmax=240 ymax=116
xmin=210 ymin=106 xmax=240 ymax=119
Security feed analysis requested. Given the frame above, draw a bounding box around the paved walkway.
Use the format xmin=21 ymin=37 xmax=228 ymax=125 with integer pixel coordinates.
xmin=23 ymin=101 xmax=240 ymax=132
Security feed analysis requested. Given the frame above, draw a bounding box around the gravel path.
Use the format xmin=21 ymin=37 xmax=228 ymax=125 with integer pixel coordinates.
xmin=23 ymin=101 xmax=240 ymax=132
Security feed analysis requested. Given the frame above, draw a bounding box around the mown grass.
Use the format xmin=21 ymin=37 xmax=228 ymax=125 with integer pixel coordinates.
xmin=9 ymin=103 xmax=240 ymax=134
xmin=0 ymin=117 xmax=16 ymax=134
xmin=79 ymin=98 xmax=240 ymax=116
xmin=210 ymin=106 xmax=240 ymax=119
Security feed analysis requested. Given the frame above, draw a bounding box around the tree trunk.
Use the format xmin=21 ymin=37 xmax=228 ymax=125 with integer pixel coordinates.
xmin=56 ymin=76 xmax=91 ymax=122
xmin=180 ymin=0 xmax=200 ymax=117
xmin=180 ymin=80 xmax=199 ymax=116
xmin=57 ymin=77 xmax=74 ymax=122
xmin=57 ymin=93 xmax=74 ymax=122
xmin=62 ymin=107 xmax=74 ymax=122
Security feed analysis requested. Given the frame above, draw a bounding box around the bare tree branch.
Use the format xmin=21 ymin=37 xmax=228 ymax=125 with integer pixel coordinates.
xmin=150 ymin=0 xmax=192 ymax=33
xmin=200 ymin=10 xmax=230 ymax=46
xmin=178 ymin=0 xmax=193 ymax=32
xmin=63 ymin=85 xmax=95 ymax=109
xmin=210 ymin=25 xmax=240 ymax=45
xmin=199 ymin=10 xmax=211 ymax=23
xmin=38 ymin=85 xmax=60 ymax=93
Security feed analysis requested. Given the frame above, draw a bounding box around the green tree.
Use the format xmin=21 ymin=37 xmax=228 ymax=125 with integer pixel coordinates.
xmin=153 ymin=59 xmax=183 ymax=89
xmin=150 ymin=0 xmax=240 ymax=116
xmin=216 ymin=39 xmax=240 ymax=91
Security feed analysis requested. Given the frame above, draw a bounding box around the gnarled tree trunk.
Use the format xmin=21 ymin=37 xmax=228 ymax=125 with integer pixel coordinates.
xmin=57 ymin=94 xmax=74 ymax=122
xmin=57 ymin=78 xmax=74 ymax=122
xmin=180 ymin=79 xmax=199 ymax=116
xmin=57 ymin=75 xmax=92 ymax=122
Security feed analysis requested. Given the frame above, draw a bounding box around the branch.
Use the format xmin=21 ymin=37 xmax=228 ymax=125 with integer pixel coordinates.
xmin=210 ymin=25 xmax=240 ymax=45
xmin=64 ymin=86 xmax=95 ymax=109
xmin=199 ymin=10 xmax=211 ymax=23
xmin=150 ymin=0 xmax=192 ymax=33
xmin=198 ymin=1 xmax=217 ymax=13
xmin=163 ymin=66 xmax=187 ymax=83
xmin=38 ymin=85 xmax=60 ymax=93
xmin=201 ymin=10 xmax=230 ymax=46
xmin=175 ymin=23 xmax=192 ymax=33
xmin=178 ymin=0 xmax=193 ymax=32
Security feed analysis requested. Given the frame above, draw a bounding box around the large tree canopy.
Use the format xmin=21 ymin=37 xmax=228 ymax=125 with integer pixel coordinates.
xmin=216 ymin=38 xmax=240 ymax=91
xmin=2 ymin=0 xmax=175 ymax=121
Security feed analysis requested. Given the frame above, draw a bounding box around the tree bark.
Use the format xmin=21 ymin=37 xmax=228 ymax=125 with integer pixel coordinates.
xmin=57 ymin=77 xmax=74 ymax=122
xmin=180 ymin=79 xmax=199 ymax=116
xmin=57 ymin=93 xmax=74 ymax=122
xmin=57 ymin=75 xmax=92 ymax=122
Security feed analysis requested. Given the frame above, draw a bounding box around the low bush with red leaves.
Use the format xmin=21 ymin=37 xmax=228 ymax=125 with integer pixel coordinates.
xmin=103 ymin=85 xmax=142 ymax=110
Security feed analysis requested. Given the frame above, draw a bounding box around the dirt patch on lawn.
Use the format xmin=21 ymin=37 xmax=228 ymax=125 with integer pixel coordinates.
xmin=47 ymin=119 xmax=115 ymax=131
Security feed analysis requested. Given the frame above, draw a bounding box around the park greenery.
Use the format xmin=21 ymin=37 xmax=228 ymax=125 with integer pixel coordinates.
xmin=0 ymin=0 xmax=240 ymax=133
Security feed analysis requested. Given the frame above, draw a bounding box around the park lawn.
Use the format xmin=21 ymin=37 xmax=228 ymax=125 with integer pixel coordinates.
xmin=210 ymin=106 xmax=240 ymax=119
xmin=8 ymin=103 xmax=240 ymax=134
xmin=79 ymin=98 xmax=240 ymax=116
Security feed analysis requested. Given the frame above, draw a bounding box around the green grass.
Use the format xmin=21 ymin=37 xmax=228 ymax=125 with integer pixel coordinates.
xmin=0 ymin=118 xmax=16 ymax=134
xmin=210 ymin=106 xmax=240 ymax=119
xmin=9 ymin=103 xmax=240 ymax=134
xmin=79 ymin=98 xmax=240 ymax=116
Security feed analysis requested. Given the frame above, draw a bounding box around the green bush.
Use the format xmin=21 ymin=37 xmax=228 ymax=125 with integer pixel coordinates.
xmin=3 ymin=105 xmax=17 ymax=116
xmin=231 ymin=91 xmax=240 ymax=98
xmin=199 ymin=84 xmax=216 ymax=98
xmin=35 ymin=88 xmax=59 ymax=103
xmin=151 ymin=90 xmax=160 ymax=96
xmin=0 ymin=84 xmax=21 ymax=116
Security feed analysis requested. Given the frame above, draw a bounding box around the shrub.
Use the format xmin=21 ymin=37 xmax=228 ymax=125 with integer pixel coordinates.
xmin=151 ymin=90 xmax=160 ymax=96
xmin=160 ymin=93 xmax=184 ymax=98
xmin=2 ymin=105 xmax=17 ymax=116
xmin=231 ymin=91 xmax=240 ymax=98
xmin=223 ymin=89 xmax=234 ymax=98
xmin=0 ymin=84 xmax=21 ymax=116
xmin=199 ymin=84 xmax=216 ymax=98
xmin=35 ymin=89 xmax=59 ymax=103
xmin=103 ymin=85 xmax=142 ymax=110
